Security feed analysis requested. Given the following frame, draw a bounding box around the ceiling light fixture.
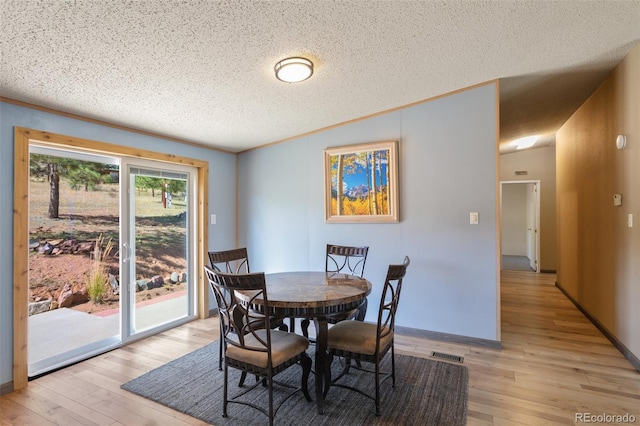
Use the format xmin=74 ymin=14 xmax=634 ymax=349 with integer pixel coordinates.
xmin=513 ymin=135 xmax=540 ymax=150
xmin=274 ymin=57 xmax=313 ymax=83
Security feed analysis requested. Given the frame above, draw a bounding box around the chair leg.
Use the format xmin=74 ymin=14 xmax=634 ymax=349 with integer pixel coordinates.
xmin=328 ymin=354 xmax=351 ymax=387
xmin=344 ymin=356 xmax=353 ymax=374
xmin=238 ymin=371 xmax=248 ymax=387
xmin=218 ymin=328 xmax=223 ymax=371
xmin=300 ymin=319 xmax=310 ymax=338
xmin=268 ymin=375 xmax=274 ymax=426
xmin=391 ymin=343 xmax=396 ymax=388
xmin=301 ymin=352 xmax=312 ymax=402
xmin=324 ymin=353 xmax=334 ymax=398
xmin=223 ymin=364 xmax=229 ymax=417
xmin=375 ymin=358 xmax=381 ymax=416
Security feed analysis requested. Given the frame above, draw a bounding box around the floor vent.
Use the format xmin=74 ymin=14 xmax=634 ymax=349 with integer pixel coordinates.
xmin=431 ymin=351 xmax=464 ymax=363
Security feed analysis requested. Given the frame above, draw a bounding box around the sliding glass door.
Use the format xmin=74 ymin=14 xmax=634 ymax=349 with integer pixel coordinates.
xmin=28 ymin=146 xmax=197 ymax=376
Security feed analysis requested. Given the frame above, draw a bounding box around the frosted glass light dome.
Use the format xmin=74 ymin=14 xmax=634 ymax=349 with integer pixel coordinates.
xmin=275 ymin=57 xmax=313 ymax=83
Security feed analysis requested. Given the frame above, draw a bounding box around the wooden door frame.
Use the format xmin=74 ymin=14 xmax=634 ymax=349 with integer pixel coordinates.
xmin=13 ymin=127 xmax=209 ymax=390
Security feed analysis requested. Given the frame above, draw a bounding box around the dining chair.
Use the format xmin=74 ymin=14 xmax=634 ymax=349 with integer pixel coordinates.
xmin=208 ymin=248 xmax=288 ymax=372
xmin=325 ymin=243 xmax=370 ymax=322
xmin=299 ymin=244 xmax=370 ymax=338
xmin=325 ymin=256 xmax=410 ymax=416
xmin=204 ymin=266 xmax=312 ymax=426
xmin=208 ymin=248 xmax=251 ymax=371
xmin=325 ymin=244 xmax=370 ymax=277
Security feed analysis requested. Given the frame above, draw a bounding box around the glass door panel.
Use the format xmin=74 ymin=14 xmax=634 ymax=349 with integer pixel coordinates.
xmin=28 ymin=145 xmax=121 ymax=376
xmin=124 ymin=164 xmax=195 ymax=337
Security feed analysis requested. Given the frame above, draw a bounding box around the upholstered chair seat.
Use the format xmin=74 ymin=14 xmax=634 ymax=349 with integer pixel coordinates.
xmin=327 ymin=321 xmax=392 ymax=356
xmin=227 ymin=330 xmax=309 ymax=368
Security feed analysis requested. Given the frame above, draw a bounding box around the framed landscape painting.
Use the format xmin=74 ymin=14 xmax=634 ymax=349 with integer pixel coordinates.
xmin=324 ymin=140 xmax=399 ymax=223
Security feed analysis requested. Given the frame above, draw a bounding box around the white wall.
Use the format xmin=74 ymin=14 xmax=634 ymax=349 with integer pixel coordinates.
xmin=238 ymin=83 xmax=499 ymax=341
xmin=501 ymin=184 xmax=528 ymax=255
xmin=0 ymin=101 xmax=237 ymax=387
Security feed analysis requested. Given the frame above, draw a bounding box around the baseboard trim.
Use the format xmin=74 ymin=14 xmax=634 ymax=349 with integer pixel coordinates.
xmin=0 ymin=381 xmax=13 ymax=396
xmin=556 ymin=281 xmax=640 ymax=373
xmin=395 ymin=325 xmax=502 ymax=349
xmin=540 ymin=269 xmax=557 ymax=274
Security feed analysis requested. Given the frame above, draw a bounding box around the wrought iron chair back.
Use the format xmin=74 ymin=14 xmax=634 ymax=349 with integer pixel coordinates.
xmin=375 ymin=257 xmax=409 ymax=353
xmin=208 ymin=247 xmax=250 ymax=274
xmin=325 ymin=244 xmax=369 ymax=277
xmin=206 ymin=267 xmax=271 ymax=352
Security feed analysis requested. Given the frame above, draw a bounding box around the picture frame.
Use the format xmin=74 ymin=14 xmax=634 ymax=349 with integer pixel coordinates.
xmin=324 ymin=140 xmax=399 ymax=223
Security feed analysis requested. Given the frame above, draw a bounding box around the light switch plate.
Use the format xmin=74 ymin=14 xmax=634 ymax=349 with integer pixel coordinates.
xmin=210 ymin=214 xmax=216 ymax=225
xmin=470 ymin=212 xmax=479 ymax=225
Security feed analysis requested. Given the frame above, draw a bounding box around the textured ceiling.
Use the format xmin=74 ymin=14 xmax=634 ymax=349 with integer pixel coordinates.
xmin=1 ymin=1 xmax=639 ymax=153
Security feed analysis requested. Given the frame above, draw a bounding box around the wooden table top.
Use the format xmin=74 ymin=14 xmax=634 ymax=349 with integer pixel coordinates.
xmin=236 ymin=271 xmax=372 ymax=315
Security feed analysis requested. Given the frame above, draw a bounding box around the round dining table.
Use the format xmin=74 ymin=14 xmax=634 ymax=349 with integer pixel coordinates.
xmin=236 ymin=271 xmax=372 ymax=414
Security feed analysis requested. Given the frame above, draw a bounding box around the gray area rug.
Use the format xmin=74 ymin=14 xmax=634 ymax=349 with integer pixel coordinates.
xmin=122 ymin=341 xmax=468 ymax=425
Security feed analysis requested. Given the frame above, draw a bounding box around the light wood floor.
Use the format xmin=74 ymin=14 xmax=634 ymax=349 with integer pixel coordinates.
xmin=2 ymin=271 xmax=639 ymax=425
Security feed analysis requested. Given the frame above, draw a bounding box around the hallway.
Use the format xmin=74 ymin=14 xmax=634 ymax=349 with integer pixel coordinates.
xmin=397 ymin=270 xmax=640 ymax=425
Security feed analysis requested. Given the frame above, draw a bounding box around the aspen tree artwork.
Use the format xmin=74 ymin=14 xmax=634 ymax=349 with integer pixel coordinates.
xmin=324 ymin=140 xmax=399 ymax=223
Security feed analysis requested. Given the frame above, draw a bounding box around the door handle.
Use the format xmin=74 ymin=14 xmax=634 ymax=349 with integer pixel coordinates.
xmin=122 ymin=242 xmax=131 ymax=263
